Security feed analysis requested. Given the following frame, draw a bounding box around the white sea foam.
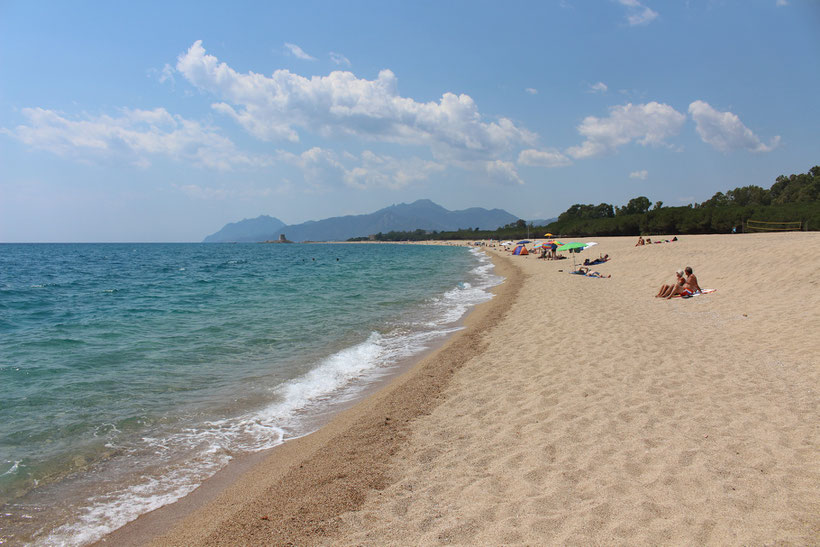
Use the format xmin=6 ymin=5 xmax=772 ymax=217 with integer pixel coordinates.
xmin=1 ymin=460 xmax=21 ymax=477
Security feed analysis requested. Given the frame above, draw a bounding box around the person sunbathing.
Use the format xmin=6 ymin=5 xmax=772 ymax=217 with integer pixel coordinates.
xmin=682 ymin=266 xmax=702 ymax=293
xmin=574 ymin=267 xmax=610 ymax=278
xmin=656 ymin=270 xmax=684 ymax=297
xmin=584 ymin=254 xmax=610 ymax=266
xmin=665 ymin=266 xmax=702 ymax=299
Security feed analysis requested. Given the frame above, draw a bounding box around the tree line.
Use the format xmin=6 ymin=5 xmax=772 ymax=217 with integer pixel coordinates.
xmin=349 ymin=166 xmax=819 ymax=241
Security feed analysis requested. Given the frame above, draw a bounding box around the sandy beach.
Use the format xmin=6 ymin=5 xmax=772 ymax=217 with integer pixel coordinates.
xmin=106 ymin=232 xmax=819 ymax=546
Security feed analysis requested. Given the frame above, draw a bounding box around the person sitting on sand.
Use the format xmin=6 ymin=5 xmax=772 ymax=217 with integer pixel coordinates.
xmin=664 ymin=266 xmax=703 ymax=299
xmin=682 ymin=266 xmax=702 ymax=293
xmin=656 ymin=270 xmax=684 ymax=298
xmin=636 ymin=236 xmax=645 ymax=246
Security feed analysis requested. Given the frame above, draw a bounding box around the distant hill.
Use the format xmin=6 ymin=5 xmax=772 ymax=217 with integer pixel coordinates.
xmin=203 ymin=215 xmax=286 ymax=243
xmin=202 ymin=199 xmax=519 ymax=242
xmin=528 ymin=218 xmax=558 ymax=227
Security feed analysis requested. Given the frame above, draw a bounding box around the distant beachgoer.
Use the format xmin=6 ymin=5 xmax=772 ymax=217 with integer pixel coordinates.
xmin=636 ymin=236 xmax=645 ymax=246
xmin=573 ymin=267 xmax=609 ymax=278
xmin=646 ymin=237 xmax=652 ymax=244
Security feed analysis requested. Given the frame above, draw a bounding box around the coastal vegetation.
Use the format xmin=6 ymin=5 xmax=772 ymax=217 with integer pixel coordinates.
xmin=352 ymin=166 xmax=820 ymax=241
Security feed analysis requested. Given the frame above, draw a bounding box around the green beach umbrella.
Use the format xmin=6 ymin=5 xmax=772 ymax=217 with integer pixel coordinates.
xmin=556 ymin=242 xmax=587 ymax=252
xmin=557 ymin=242 xmax=588 ymax=270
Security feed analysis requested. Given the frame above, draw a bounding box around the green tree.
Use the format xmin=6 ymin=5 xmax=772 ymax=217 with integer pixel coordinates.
xmin=617 ymin=196 xmax=651 ymax=216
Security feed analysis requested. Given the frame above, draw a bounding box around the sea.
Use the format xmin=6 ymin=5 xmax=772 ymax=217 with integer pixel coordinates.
xmin=0 ymin=242 xmax=501 ymax=546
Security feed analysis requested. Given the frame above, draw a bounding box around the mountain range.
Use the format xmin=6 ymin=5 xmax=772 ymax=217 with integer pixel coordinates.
xmin=203 ymin=199 xmax=521 ymax=243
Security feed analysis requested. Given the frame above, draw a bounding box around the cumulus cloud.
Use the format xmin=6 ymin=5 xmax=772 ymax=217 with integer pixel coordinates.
xmin=688 ymin=100 xmax=780 ymax=153
xmin=629 ymin=169 xmax=648 ymax=180
xmin=330 ymin=52 xmax=351 ymax=67
xmin=175 ymin=41 xmax=536 ymax=161
xmin=277 ymin=147 xmax=444 ymax=190
xmin=566 ymin=101 xmax=686 ymax=159
xmin=4 ymin=107 xmax=269 ymax=170
xmin=343 ymin=151 xmax=445 ymax=189
xmin=284 ymin=43 xmax=316 ymax=61
xmin=518 ymin=148 xmax=572 ymax=167
xmin=525 ymin=87 xmax=538 ymax=95
xmin=485 ymin=160 xmax=523 ymax=185
xmin=618 ymin=0 xmax=659 ymax=26
xmin=589 ymin=82 xmax=608 ymax=94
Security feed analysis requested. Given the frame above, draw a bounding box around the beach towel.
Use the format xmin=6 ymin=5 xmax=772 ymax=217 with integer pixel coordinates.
xmin=673 ymin=288 xmax=717 ymax=298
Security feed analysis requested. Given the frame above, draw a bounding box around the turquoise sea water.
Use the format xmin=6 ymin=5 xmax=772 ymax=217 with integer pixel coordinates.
xmin=0 ymin=243 xmax=500 ymax=545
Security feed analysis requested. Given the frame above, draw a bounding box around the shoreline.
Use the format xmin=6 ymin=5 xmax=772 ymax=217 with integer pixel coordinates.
xmin=99 ymin=247 xmax=521 ymax=546
xmin=102 ymin=233 xmax=819 ymax=544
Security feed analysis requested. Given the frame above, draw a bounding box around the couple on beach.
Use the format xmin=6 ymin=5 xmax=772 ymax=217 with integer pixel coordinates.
xmin=656 ymin=266 xmax=702 ymax=298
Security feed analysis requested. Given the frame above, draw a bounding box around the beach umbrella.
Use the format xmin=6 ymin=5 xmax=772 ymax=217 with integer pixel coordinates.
xmin=517 ymin=240 xmax=531 ymax=245
xmin=557 ymin=242 xmax=589 ymax=270
xmin=544 ymin=233 xmax=553 ymax=237
xmin=556 ymin=242 xmax=587 ymax=252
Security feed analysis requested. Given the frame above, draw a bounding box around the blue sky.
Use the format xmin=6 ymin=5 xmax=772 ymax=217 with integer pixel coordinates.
xmin=1 ymin=0 xmax=818 ymax=242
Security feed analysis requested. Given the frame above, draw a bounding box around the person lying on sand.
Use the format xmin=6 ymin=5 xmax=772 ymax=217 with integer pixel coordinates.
xmin=656 ymin=270 xmax=684 ymax=298
xmin=573 ymin=267 xmax=610 ymax=278
xmin=584 ymin=254 xmax=610 ymax=266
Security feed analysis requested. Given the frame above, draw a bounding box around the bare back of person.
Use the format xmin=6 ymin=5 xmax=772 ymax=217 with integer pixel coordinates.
xmin=683 ymin=267 xmax=702 ymax=293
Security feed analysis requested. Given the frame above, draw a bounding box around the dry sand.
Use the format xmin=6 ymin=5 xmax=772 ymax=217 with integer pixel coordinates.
xmin=108 ymin=232 xmax=819 ymax=546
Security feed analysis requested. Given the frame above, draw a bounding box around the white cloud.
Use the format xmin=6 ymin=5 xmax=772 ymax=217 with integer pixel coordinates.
xmin=485 ymin=160 xmax=523 ymax=185
xmin=629 ymin=169 xmax=648 ymax=179
xmin=284 ymin=43 xmax=316 ymax=61
xmin=618 ymin=0 xmax=659 ymax=26
xmin=688 ymin=100 xmax=780 ymax=153
xmin=343 ymin=151 xmax=445 ymax=189
xmin=158 ymin=63 xmax=175 ymax=85
xmin=4 ymin=107 xmax=269 ymax=170
xmin=176 ymin=41 xmax=536 ymax=161
xmin=525 ymin=87 xmax=538 ymax=95
xmin=589 ymin=82 xmax=608 ymax=94
xmin=518 ymin=148 xmax=572 ymax=167
xmin=330 ymin=52 xmax=351 ymax=67
xmin=566 ymin=101 xmax=686 ymax=158
xmin=776 ymin=0 xmax=788 ymax=6
xmin=277 ymin=147 xmax=444 ymax=190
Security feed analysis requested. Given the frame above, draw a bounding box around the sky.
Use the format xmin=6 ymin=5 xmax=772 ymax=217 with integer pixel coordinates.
xmin=1 ymin=0 xmax=818 ymax=242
